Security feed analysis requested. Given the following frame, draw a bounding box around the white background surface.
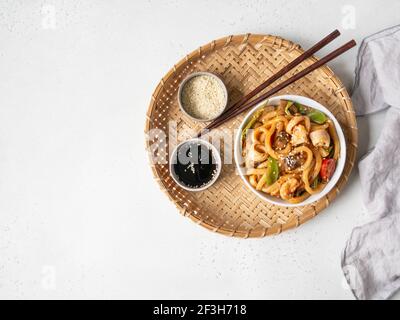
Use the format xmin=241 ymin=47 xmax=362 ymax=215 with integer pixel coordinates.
xmin=0 ymin=0 xmax=398 ymax=299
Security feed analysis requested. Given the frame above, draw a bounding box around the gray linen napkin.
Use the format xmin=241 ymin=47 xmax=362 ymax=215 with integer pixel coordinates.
xmin=342 ymin=25 xmax=400 ymax=300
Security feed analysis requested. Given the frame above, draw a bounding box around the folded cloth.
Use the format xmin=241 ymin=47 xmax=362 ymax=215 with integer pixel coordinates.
xmin=352 ymin=25 xmax=400 ymax=115
xmin=342 ymin=25 xmax=400 ymax=300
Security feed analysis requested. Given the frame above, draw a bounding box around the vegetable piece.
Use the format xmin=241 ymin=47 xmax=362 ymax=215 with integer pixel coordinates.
xmin=266 ymin=157 xmax=279 ymax=186
xmin=328 ymin=145 xmax=334 ymax=158
xmin=241 ymin=108 xmax=264 ymax=141
xmin=311 ymin=176 xmax=320 ymax=189
xmin=295 ymin=102 xmax=308 ymax=115
xmin=278 ymin=99 xmax=288 ymax=114
xmin=319 ymin=146 xmax=331 ymax=158
xmin=283 ymin=152 xmax=306 ymax=171
xmin=308 ymin=110 xmax=327 ymax=124
xmin=274 ymin=131 xmax=290 ymax=150
xmin=295 ymin=188 xmax=306 ymax=197
xmin=285 ymin=101 xmax=297 ymax=115
xmin=320 ymin=158 xmax=336 ymax=181
xmin=319 ymin=145 xmax=333 ymax=158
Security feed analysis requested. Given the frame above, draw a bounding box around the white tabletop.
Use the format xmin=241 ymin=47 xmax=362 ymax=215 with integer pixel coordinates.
xmin=0 ymin=0 xmax=398 ymax=299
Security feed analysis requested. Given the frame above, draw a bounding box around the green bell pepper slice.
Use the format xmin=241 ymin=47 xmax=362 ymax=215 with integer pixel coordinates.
xmin=307 ymin=110 xmax=327 ymax=124
xmin=265 ymin=157 xmax=279 ymax=186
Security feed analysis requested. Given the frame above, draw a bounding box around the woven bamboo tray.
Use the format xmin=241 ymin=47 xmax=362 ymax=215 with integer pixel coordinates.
xmin=145 ymin=34 xmax=357 ymax=238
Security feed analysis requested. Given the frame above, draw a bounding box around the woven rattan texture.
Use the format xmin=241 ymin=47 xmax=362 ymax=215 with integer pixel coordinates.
xmin=145 ymin=34 xmax=358 ymax=238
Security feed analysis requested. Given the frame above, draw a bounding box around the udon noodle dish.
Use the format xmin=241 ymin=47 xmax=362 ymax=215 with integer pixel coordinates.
xmin=241 ymin=99 xmax=340 ymax=204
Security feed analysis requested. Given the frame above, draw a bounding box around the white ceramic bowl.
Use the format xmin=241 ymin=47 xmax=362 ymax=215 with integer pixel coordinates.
xmin=234 ymin=95 xmax=346 ymax=207
xmin=169 ymin=138 xmax=222 ymax=192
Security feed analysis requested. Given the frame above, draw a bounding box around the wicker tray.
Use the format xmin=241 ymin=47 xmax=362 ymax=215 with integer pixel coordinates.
xmin=145 ymin=34 xmax=357 ymax=238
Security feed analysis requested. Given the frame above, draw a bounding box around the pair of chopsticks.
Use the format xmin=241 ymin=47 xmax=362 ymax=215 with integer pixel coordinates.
xmin=197 ymin=30 xmax=356 ymax=137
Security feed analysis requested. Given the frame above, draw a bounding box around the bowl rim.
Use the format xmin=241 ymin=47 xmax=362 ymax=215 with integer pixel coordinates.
xmin=234 ymin=94 xmax=347 ymax=207
xmin=169 ymin=138 xmax=222 ymax=192
xmin=177 ymin=71 xmax=228 ymax=122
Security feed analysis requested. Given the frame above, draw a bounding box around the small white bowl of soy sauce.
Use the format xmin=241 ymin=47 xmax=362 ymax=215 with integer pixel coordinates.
xmin=169 ymin=139 xmax=222 ymax=192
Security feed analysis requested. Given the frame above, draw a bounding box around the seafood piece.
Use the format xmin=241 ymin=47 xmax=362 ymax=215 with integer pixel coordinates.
xmin=280 ymin=178 xmax=300 ymax=200
xmin=310 ymin=129 xmax=330 ymax=148
xmin=291 ymin=124 xmax=309 ymax=146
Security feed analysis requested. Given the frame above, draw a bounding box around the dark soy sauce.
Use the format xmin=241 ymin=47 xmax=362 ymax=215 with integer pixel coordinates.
xmin=173 ymin=142 xmax=218 ymax=189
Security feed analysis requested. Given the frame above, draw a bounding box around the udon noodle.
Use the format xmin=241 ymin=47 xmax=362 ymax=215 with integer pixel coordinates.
xmin=241 ymin=99 xmax=340 ymax=204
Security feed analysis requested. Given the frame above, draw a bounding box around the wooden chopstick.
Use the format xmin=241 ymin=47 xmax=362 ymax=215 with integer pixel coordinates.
xmin=205 ymin=30 xmax=340 ymax=129
xmin=199 ymin=39 xmax=356 ymax=135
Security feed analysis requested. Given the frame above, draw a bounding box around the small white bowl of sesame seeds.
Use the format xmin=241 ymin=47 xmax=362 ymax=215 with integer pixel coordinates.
xmin=178 ymin=72 xmax=228 ymax=122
